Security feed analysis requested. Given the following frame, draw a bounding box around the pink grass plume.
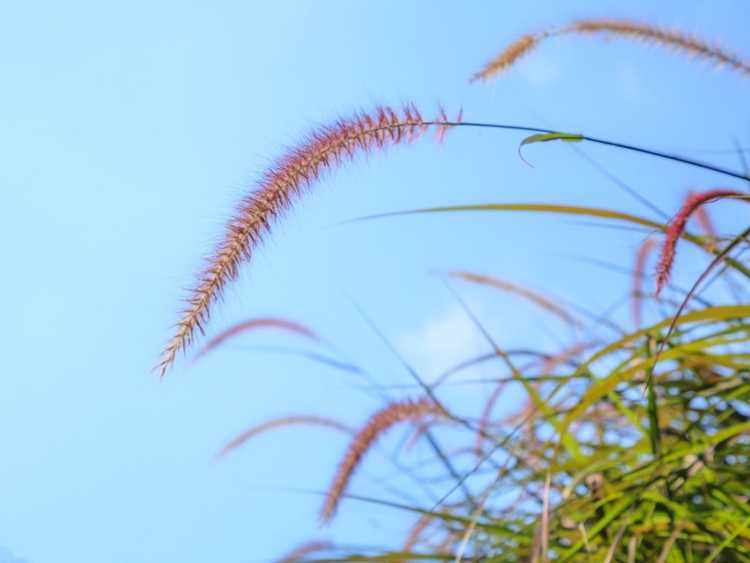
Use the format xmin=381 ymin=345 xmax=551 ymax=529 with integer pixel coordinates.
xmin=656 ymin=189 xmax=744 ymax=295
xmin=192 ymin=317 xmax=320 ymax=364
xmin=158 ymin=104 xmax=456 ymax=377
xmin=214 ymin=415 xmax=352 ymax=461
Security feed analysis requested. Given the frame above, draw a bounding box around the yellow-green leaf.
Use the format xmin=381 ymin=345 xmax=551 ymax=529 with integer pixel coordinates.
xmin=519 ymin=132 xmax=584 ymax=165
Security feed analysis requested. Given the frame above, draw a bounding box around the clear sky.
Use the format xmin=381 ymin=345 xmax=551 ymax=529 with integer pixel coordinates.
xmin=1 ymin=1 xmax=749 ymax=562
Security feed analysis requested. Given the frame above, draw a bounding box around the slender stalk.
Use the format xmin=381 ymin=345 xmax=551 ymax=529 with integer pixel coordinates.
xmin=432 ymin=121 xmax=750 ymax=182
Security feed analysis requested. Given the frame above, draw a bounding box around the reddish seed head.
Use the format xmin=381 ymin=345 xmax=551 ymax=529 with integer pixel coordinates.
xmin=471 ymin=19 xmax=750 ymax=83
xmin=191 ymin=317 xmax=320 ymax=364
xmin=158 ymin=105 xmax=445 ymax=377
xmin=471 ymin=33 xmax=541 ymax=82
xmin=655 ymin=189 xmax=744 ymax=295
xmin=320 ymin=398 xmax=445 ymax=524
xmin=214 ymin=415 xmax=352 ymax=461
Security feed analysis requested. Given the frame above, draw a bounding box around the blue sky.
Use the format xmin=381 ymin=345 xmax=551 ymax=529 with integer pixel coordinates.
xmin=1 ymin=1 xmax=749 ymax=562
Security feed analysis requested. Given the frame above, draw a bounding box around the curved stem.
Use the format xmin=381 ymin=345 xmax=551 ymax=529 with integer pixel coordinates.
xmin=432 ymin=121 xmax=750 ymax=182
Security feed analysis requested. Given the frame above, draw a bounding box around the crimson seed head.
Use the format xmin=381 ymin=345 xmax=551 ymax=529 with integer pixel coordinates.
xmin=655 ymin=189 xmax=744 ymax=295
xmin=320 ymin=398 xmax=444 ymax=524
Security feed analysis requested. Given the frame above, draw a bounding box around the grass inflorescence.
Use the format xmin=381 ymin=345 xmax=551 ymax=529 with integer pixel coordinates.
xmin=321 ymin=397 xmax=445 ymax=524
xmin=655 ymin=189 xmax=745 ymax=295
xmin=158 ymin=105 xmax=433 ymax=377
xmin=472 ymin=18 xmax=750 ymax=82
xmin=191 ymin=317 xmax=320 ymax=364
xmin=214 ymin=415 xmax=352 ymax=461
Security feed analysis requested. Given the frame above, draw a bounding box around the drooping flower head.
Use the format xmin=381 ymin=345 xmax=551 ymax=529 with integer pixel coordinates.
xmin=472 ymin=18 xmax=750 ymax=82
xmin=159 ymin=105 xmax=461 ymax=376
xmin=192 ymin=317 xmax=320 ymax=364
xmin=321 ymin=397 xmax=445 ymax=523
xmin=214 ymin=415 xmax=352 ymax=461
xmin=656 ymin=189 xmax=744 ymax=295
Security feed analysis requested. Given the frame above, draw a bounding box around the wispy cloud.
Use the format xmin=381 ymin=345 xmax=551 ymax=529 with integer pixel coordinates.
xmin=400 ymin=303 xmax=501 ymax=381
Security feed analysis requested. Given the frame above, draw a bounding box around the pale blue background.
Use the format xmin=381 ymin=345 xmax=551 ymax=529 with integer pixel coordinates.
xmin=1 ymin=1 xmax=749 ymax=561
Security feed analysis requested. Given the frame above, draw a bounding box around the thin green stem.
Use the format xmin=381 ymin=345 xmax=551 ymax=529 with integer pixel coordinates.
xmin=431 ymin=121 xmax=750 ymax=182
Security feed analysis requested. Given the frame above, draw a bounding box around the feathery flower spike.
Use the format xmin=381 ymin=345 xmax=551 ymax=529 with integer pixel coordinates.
xmin=472 ymin=18 xmax=750 ymax=82
xmin=569 ymin=19 xmax=750 ymax=76
xmin=655 ymin=189 xmax=744 ymax=295
xmin=192 ymin=317 xmax=320 ymax=364
xmin=320 ymin=397 xmax=445 ymax=523
xmin=214 ymin=416 xmax=352 ymax=461
xmin=159 ymin=105 xmax=442 ymax=376
xmin=471 ymin=33 xmax=543 ymax=82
